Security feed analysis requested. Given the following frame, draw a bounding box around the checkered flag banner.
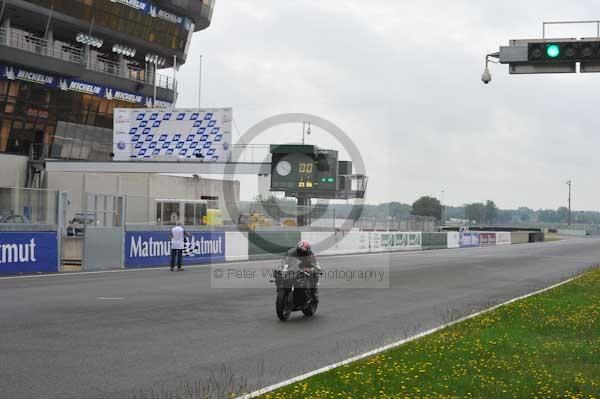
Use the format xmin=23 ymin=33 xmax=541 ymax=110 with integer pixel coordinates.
xmin=112 ymin=108 xmax=233 ymax=162
xmin=182 ymin=240 xmax=196 ymax=257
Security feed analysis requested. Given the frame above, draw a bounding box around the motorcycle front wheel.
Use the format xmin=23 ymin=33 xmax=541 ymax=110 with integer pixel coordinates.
xmin=276 ymin=289 xmax=293 ymax=321
xmin=302 ymin=300 xmax=318 ymax=317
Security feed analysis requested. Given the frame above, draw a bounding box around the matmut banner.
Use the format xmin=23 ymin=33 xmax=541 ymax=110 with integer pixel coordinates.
xmin=113 ymin=108 xmax=232 ymax=162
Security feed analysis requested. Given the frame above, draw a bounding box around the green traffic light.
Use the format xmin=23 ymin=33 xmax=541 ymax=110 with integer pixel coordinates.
xmin=546 ymin=43 xmax=561 ymax=59
xmin=327 ymin=177 xmax=335 ymax=183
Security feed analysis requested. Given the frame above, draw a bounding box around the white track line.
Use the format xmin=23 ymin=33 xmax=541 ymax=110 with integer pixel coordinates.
xmin=236 ymin=274 xmax=581 ymax=399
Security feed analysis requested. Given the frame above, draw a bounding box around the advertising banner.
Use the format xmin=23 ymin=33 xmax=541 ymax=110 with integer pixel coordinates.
xmin=0 ymin=232 xmax=58 ymax=275
xmin=109 ymin=0 xmax=194 ymax=30
xmin=113 ymin=108 xmax=232 ymax=162
xmin=0 ymin=64 xmax=172 ymax=108
xmin=480 ymin=232 xmax=497 ymax=247
xmin=380 ymin=232 xmax=422 ymax=251
xmin=459 ymin=232 xmax=480 ymax=248
xmin=125 ymin=231 xmax=225 ymax=268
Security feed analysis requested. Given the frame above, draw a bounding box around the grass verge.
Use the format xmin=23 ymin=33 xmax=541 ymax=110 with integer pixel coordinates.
xmin=260 ymin=268 xmax=600 ymax=399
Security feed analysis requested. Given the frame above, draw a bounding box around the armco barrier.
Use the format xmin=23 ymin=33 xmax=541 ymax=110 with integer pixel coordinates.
xmin=225 ymin=231 xmax=249 ymax=261
xmin=125 ymin=231 xmax=225 ymax=268
xmin=370 ymin=232 xmax=422 ymax=252
xmin=302 ymin=231 xmax=370 ymax=256
xmin=447 ymin=232 xmax=460 ymax=248
xmin=480 ymin=232 xmax=497 ymax=247
xmin=496 ymin=232 xmax=512 ymax=246
xmin=460 ymin=232 xmax=480 ymax=248
xmin=422 ymin=232 xmax=447 ymax=250
xmin=248 ymin=231 xmax=301 ymax=259
xmin=0 ymin=231 xmax=59 ymax=275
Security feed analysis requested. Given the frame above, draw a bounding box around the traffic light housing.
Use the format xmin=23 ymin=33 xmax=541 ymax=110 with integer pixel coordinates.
xmin=528 ymin=41 xmax=600 ymax=62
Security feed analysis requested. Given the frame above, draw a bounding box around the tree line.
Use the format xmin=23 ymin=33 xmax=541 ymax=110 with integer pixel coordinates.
xmin=247 ymin=196 xmax=598 ymax=225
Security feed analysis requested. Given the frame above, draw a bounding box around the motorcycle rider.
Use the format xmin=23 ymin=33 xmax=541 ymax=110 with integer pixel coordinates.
xmin=286 ymin=240 xmax=321 ymax=304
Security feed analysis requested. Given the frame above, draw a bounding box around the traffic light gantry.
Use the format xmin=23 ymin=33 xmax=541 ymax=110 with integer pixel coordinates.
xmin=483 ymin=20 xmax=600 ymax=83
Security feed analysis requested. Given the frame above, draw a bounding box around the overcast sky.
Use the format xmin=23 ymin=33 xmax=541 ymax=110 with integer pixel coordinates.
xmin=172 ymin=1 xmax=600 ymax=210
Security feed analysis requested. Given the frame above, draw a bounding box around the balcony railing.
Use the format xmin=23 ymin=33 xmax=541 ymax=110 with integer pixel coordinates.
xmin=0 ymin=27 xmax=176 ymax=92
xmin=0 ymin=27 xmax=84 ymax=63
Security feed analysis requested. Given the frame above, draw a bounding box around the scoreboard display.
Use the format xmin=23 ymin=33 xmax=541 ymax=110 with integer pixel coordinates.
xmin=270 ymin=145 xmax=339 ymax=196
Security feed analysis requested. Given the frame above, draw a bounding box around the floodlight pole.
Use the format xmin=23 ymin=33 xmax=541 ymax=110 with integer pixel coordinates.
xmin=566 ymin=180 xmax=572 ymax=226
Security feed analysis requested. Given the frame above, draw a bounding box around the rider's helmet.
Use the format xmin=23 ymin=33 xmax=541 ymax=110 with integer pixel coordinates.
xmin=296 ymin=240 xmax=311 ymax=256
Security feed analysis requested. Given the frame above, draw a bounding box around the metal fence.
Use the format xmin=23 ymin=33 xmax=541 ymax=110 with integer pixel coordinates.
xmin=0 ymin=27 xmax=84 ymax=63
xmin=0 ymin=186 xmax=60 ymax=226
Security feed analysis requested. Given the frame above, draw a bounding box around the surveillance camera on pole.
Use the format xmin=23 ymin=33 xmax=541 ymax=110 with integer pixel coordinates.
xmin=481 ymin=66 xmax=492 ymax=84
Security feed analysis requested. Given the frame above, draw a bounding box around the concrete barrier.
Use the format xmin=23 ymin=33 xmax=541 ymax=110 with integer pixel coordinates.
xmin=302 ymin=231 xmax=370 ymax=256
xmin=61 ymin=236 xmax=83 ymax=264
xmin=225 ymin=231 xmax=249 ymax=261
xmin=511 ymin=232 xmax=530 ymax=245
xmin=422 ymin=233 xmax=448 ymax=250
xmin=447 ymin=232 xmax=460 ymax=249
xmin=529 ymin=232 xmax=545 ymax=243
xmin=557 ymin=229 xmax=587 ymax=237
xmin=248 ymin=231 xmax=301 ymax=259
xmin=496 ymin=232 xmax=512 ymax=246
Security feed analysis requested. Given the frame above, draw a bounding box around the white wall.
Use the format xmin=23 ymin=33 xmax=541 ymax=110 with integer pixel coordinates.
xmin=0 ymin=155 xmax=28 ymax=188
xmin=496 ymin=232 xmax=512 ymax=246
xmin=447 ymin=232 xmax=460 ymax=248
xmin=225 ymin=231 xmax=249 ymax=261
xmin=302 ymin=231 xmax=370 ymax=256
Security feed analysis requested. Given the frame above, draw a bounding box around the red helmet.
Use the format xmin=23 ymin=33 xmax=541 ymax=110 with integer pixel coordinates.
xmin=297 ymin=240 xmax=311 ymax=254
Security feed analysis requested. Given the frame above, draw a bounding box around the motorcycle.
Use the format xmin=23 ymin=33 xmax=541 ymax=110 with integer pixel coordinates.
xmin=272 ymin=255 xmax=321 ymax=321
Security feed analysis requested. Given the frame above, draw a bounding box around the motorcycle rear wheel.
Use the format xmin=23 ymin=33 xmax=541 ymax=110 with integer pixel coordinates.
xmin=276 ymin=289 xmax=292 ymax=321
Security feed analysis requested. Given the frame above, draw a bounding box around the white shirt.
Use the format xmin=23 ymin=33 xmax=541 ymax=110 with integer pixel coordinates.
xmin=171 ymin=226 xmax=185 ymax=250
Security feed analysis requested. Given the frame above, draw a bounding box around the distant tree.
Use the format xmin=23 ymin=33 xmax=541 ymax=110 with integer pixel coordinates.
xmin=348 ymin=205 xmax=365 ymax=222
xmin=484 ymin=200 xmax=498 ymax=224
xmin=412 ymin=196 xmax=442 ymax=220
xmin=465 ymin=203 xmax=484 ymax=223
xmin=557 ymin=207 xmax=569 ymax=223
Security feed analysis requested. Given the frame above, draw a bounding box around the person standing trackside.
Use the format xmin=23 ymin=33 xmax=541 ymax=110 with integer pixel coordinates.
xmin=170 ymin=221 xmax=191 ymax=271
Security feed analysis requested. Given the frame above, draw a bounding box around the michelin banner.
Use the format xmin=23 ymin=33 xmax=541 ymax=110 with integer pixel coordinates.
xmin=0 ymin=64 xmax=172 ymax=108
xmin=113 ymin=108 xmax=233 ymax=162
xmin=0 ymin=232 xmax=58 ymax=275
xmin=125 ymin=231 xmax=225 ymax=268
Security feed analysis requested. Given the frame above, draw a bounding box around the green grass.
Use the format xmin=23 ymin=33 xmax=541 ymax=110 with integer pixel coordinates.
xmin=260 ymin=268 xmax=600 ymax=399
